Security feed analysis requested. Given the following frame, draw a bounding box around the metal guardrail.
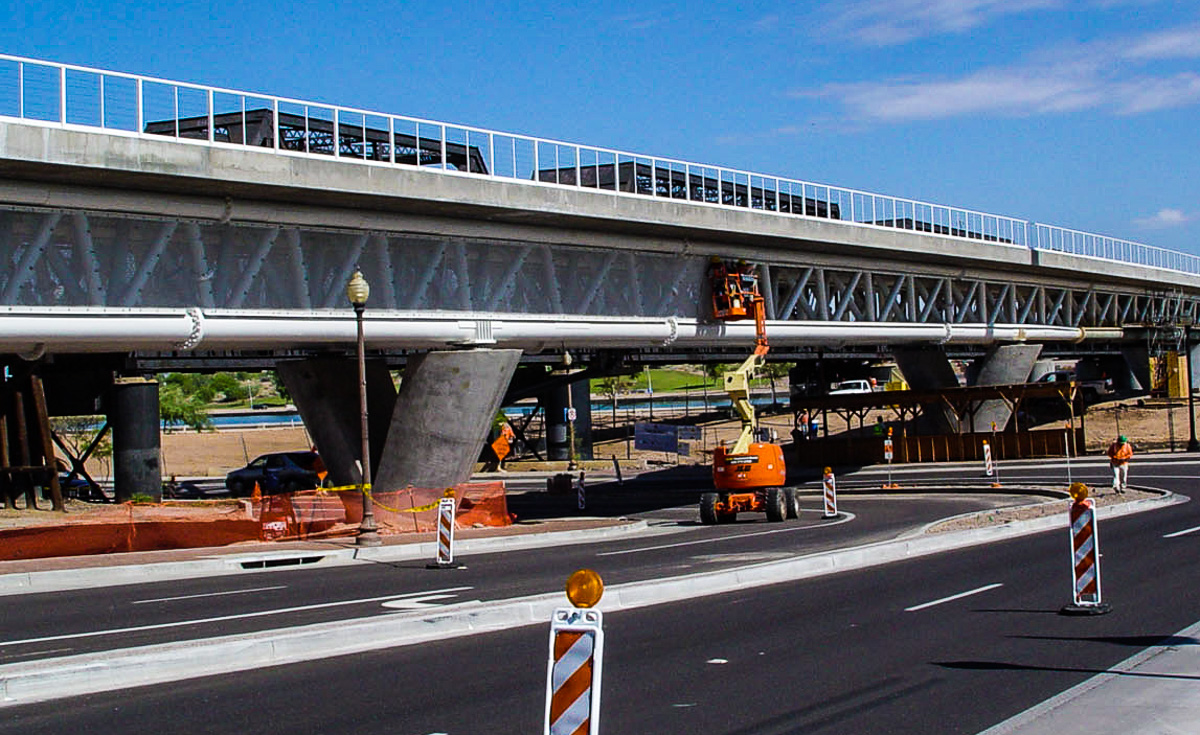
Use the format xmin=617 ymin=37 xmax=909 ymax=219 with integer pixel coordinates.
xmin=1 ymin=53 xmax=1197 ymax=277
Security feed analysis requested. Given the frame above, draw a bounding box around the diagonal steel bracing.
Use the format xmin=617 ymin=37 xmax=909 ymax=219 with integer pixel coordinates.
xmin=0 ymin=206 xmax=1195 ymax=329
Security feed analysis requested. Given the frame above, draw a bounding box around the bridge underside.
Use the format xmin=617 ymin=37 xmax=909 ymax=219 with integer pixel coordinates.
xmin=1 ymin=206 xmax=1195 ymax=343
xmin=2 ymin=156 xmax=1198 ymax=502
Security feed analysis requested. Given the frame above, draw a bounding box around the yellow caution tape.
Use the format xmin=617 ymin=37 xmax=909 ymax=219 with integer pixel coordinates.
xmin=312 ymin=483 xmax=454 ymax=514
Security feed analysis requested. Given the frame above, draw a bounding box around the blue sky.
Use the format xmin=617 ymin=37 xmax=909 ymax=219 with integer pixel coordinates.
xmin=2 ymin=1 xmax=1198 ymax=254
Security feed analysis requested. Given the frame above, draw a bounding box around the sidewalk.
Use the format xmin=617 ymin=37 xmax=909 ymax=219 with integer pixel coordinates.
xmin=0 ymin=512 xmax=648 ymax=596
xmin=982 ymin=617 xmax=1200 ymax=734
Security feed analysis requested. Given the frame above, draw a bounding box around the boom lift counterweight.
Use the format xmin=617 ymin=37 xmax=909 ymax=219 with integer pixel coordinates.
xmin=701 ymin=260 xmax=793 ymax=524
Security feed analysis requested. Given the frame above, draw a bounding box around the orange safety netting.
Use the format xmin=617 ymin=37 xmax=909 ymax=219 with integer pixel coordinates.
xmin=334 ymin=481 xmax=511 ymax=534
xmin=0 ymin=481 xmax=511 ymax=561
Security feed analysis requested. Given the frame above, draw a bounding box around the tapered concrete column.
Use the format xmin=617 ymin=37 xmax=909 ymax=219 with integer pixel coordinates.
xmin=1030 ymin=359 xmax=1057 ymax=382
xmin=1119 ymin=346 xmax=1152 ymax=394
xmin=277 ymin=358 xmax=397 ymax=488
xmin=109 ymin=377 xmax=161 ymax=502
xmin=967 ymin=344 xmax=1042 ymax=432
xmin=893 ymin=347 xmax=960 ymax=433
xmin=545 ymin=379 xmax=593 ymax=462
xmin=374 ymin=349 xmax=521 ymax=491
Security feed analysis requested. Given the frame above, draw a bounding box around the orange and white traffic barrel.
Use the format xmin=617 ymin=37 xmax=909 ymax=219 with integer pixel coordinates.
xmin=545 ymin=570 xmax=605 ymax=735
xmin=1062 ymin=482 xmax=1111 ymax=615
xmin=427 ymin=495 xmax=462 ymax=569
xmin=823 ymin=466 xmax=837 ymax=518
xmin=983 ymin=440 xmax=1001 ymax=487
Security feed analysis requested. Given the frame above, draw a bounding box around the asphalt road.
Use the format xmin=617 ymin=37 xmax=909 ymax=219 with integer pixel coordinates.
xmin=0 ymin=484 xmax=1012 ymax=661
xmin=1 ymin=455 xmax=1196 ymax=734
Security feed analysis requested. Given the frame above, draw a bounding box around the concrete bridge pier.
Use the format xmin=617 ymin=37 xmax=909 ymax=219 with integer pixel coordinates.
xmin=109 ymin=377 xmax=162 ymax=502
xmin=966 ymin=344 xmax=1042 ymax=431
xmin=374 ymin=349 xmax=522 ymax=491
xmin=1118 ymin=346 xmax=1153 ymax=394
xmin=277 ymin=358 xmax=397 ymax=488
xmin=544 ymin=379 xmax=593 ymax=462
xmin=893 ymin=347 xmax=960 ymax=433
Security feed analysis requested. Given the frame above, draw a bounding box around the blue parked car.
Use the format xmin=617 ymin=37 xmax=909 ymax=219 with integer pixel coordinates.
xmin=225 ymin=451 xmax=321 ymax=496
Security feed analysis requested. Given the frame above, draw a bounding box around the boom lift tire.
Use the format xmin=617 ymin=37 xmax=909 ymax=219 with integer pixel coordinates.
xmin=766 ymin=487 xmax=787 ymax=522
xmin=784 ymin=488 xmax=800 ymax=520
xmin=700 ymin=492 xmax=720 ymax=526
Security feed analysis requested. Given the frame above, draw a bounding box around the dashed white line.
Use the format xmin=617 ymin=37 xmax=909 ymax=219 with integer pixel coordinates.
xmin=1164 ymin=525 xmax=1200 ymax=538
xmin=134 ymin=585 xmax=288 ymax=604
xmin=0 ymin=586 xmax=473 ymax=647
xmin=905 ymin=583 xmax=1003 ymax=612
xmin=596 ymin=512 xmax=856 ymax=556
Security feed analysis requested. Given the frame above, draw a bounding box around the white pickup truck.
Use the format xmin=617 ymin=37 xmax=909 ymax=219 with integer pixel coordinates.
xmin=828 ymin=379 xmax=874 ymax=395
xmin=1037 ymin=370 xmax=1114 ymax=403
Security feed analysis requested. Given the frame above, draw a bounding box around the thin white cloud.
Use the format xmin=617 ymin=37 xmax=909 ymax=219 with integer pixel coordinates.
xmin=1123 ymin=26 xmax=1200 ymax=60
xmin=825 ymin=0 xmax=1060 ymax=45
xmin=1135 ymin=209 xmax=1194 ymax=229
xmin=823 ymin=0 xmax=1168 ymax=46
xmin=799 ymin=28 xmax=1200 ymax=122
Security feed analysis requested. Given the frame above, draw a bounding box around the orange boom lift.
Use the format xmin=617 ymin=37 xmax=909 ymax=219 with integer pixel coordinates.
xmin=700 ymin=260 xmax=792 ymax=524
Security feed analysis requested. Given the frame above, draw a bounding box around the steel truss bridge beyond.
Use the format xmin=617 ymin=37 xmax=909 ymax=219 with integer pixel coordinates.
xmin=0 ymin=53 xmax=1199 ymax=358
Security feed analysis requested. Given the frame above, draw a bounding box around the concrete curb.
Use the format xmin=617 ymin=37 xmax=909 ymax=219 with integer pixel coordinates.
xmin=0 ymin=491 xmax=1181 ymax=707
xmin=0 ymin=519 xmax=650 ymax=598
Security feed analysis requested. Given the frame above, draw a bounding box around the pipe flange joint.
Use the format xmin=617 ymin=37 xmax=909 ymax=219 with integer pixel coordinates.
xmin=662 ymin=317 xmax=679 ymax=346
xmin=176 ymin=307 xmax=205 ymax=350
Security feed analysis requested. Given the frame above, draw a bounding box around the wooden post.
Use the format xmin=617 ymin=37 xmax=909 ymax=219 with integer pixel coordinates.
xmin=31 ymin=376 xmax=64 ymax=511
xmin=0 ymin=412 xmax=8 ymax=510
xmin=13 ymin=391 xmax=34 ymax=510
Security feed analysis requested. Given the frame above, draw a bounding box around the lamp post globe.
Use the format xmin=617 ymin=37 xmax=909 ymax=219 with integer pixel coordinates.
xmin=346 ymin=270 xmax=370 ymax=308
xmin=348 ymin=270 xmax=381 ymax=547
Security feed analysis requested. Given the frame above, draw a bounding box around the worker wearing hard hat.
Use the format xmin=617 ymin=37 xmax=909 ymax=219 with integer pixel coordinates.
xmin=1106 ymin=435 xmax=1133 ymax=494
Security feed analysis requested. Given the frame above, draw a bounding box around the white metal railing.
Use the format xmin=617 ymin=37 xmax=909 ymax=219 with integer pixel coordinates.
xmin=1 ymin=53 xmax=1197 ymax=277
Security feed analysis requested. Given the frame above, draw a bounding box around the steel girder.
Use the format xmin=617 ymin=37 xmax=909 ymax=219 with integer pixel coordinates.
xmin=764 ymin=264 xmax=1197 ymax=328
xmin=0 ymin=207 xmax=1195 ymax=328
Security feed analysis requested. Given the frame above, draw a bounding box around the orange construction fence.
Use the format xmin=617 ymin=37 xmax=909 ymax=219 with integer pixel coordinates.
xmin=0 ymin=481 xmax=511 ymax=561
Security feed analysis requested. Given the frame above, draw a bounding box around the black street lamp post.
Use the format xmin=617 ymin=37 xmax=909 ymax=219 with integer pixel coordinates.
xmin=347 ymin=270 xmax=382 ymax=547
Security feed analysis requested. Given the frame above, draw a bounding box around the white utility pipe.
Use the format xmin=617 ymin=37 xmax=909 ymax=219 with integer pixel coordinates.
xmin=0 ymin=308 xmax=1121 ymax=354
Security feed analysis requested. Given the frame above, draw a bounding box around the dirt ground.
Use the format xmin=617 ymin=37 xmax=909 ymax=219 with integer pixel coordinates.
xmin=123 ymin=396 xmax=1197 ymax=479
xmin=2 ymin=397 xmax=1184 ymax=540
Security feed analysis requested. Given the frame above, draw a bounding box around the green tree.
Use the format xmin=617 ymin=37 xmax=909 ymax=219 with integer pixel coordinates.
xmin=269 ymin=371 xmax=291 ymax=402
xmin=762 ymin=361 xmax=795 ymax=406
xmin=596 ymin=374 xmax=636 ymax=424
xmin=159 ymin=383 xmax=213 ymax=433
xmin=704 ymin=363 xmax=733 ymax=387
xmin=162 ymin=373 xmax=216 ymax=403
xmin=209 ymin=373 xmax=241 ymax=403
xmin=50 ymin=415 xmax=112 ymax=478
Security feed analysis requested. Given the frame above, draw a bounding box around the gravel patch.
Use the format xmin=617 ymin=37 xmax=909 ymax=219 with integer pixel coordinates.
xmin=925 ymin=486 xmax=1158 ymax=534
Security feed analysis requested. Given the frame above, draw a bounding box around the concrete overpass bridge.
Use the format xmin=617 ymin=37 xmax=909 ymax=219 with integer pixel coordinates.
xmin=1 ymin=54 xmax=1197 ymax=500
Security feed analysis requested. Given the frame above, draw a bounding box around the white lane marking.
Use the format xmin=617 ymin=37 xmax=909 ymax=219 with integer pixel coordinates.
xmin=0 ymin=586 xmax=473 ymax=647
xmin=905 ymin=583 xmax=1003 ymax=612
xmin=1164 ymin=525 xmax=1200 ymax=538
xmin=1141 ymin=475 xmax=1200 ymax=480
xmin=134 ymin=585 xmax=288 ymax=605
xmin=596 ymin=512 xmax=855 ymax=557
xmin=380 ymin=593 xmax=462 ymax=610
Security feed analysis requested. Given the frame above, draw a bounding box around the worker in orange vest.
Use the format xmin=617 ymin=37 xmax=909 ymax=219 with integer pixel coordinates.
xmin=1106 ymin=435 xmax=1133 ymax=494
